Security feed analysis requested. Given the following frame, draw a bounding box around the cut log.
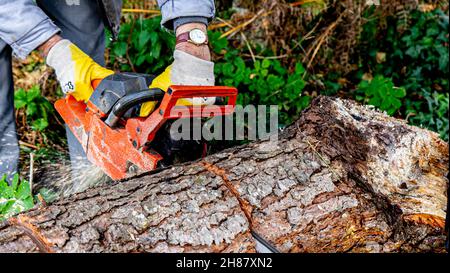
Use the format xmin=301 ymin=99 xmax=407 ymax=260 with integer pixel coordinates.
xmin=0 ymin=96 xmax=448 ymax=253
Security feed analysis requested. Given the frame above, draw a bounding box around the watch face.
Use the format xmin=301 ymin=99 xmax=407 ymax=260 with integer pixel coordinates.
xmin=189 ymin=29 xmax=207 ymax=44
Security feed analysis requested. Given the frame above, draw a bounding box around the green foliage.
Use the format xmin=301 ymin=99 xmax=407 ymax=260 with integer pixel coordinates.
xmin=108 ymin=16 xmax=175 ymax=74
xmin=14 ymin=85 xmax=53 ymax=131
xmin=405 ymin=90 xmax=449 ymax=139
xmin=358 ymin=8 xmax=449 ymax=140
xmin=107 ymin=19 xmax=310 ymax=127
xmin=0 ymin=174 xmax=35 ymax=221
xmin=106 ymin=8 xmax=447 ymax=139
xmin=210 ymin=31 xmax=310 ymax=126
xmin=356 ymin=75 xmax=406 ymax=115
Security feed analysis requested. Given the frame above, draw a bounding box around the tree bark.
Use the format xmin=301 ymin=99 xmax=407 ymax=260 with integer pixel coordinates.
xmin=0 ymin=96 xmax=448 ymax=253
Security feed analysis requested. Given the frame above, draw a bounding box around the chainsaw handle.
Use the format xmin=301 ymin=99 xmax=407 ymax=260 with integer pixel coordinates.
xmin=126 ymin=85 xmax=238 ymax=148
xmin=105 ymin=88 xmax=165 ymax=128
xmin=159 ymin=85 xmax=238 ymax=119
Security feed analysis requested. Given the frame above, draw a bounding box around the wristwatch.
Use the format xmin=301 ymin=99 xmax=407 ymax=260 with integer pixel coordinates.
xmin=176 ymin=28 xmax=208 ymax=46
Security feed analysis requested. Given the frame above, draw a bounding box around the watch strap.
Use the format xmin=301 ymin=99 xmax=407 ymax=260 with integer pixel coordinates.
xmin=176 ymin=32 xmax=191 ymax=45
xmin=176 ymin=31 xmax=208 ymax=46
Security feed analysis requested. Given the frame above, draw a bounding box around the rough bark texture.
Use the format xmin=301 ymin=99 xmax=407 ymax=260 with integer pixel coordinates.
xmin=0 ymin=96 xmax=448 ymax=253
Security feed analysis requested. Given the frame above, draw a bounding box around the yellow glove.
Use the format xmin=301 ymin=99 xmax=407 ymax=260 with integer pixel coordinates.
xmin=140 ymin=50 xmax=216 ymax=117
xmin=46 ymin=39 xmax=113 ymax=102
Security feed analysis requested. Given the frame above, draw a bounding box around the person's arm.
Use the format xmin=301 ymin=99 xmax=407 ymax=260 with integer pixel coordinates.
xmin=174 ymin=22 xmax=211 ymax=61
xmin=157 ymin=0 xmax=215 ymax=31
xmin=0 ymin=1 xmax=112 ymax=102
xmin=140 ymin=0 xmax=216 ymax=117
xmin=157 ymin=0 xmax=215 ymax=61
xmin=0 ymin=0 xmax=60 ymax=59
xmin=38 ymin=34 xmax=62 ymax=57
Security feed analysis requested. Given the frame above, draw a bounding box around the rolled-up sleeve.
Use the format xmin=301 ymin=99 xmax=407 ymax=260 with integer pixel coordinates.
xmin=157 ymin=0 xmax=215 ymax=30
xmin=0 ymin=0 xmax=60 ymax=59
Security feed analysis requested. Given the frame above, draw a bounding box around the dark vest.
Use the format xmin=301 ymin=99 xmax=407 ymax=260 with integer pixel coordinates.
xmin=99 ymin=0 xmax=122 ymax=40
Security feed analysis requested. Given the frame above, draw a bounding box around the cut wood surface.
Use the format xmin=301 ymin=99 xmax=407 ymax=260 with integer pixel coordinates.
xmin=0 ymin=96 xmax=448 ymax=253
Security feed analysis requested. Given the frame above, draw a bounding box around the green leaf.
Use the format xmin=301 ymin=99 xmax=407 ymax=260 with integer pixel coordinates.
xmin=435 ymin=44 xmax=449 ymax=71
xmin=267 ymin=75 xmax=284 ymax=91
xmin=138 ymin=30 xmax=152 ymax=50
xmin=1 ymin=175 xmax=35 ymax=220
xmin=421 ymin=37 xmax=434 ymax=46
xmin=358 ymin=80 xmax=370 ymax=89
xmin=151 ymin=42 xmax=162 ymax=59
xmin=222 ymin=63 xmax=234 ymax=76
xmin=7 ymin=199 xmax=31 ymax=218
xmin=150 ymin=32 xmax=159 ymax=45
xmin=234 ymin=57 xmax=246 ymax=72
xmin=22 ymin=197 xmax=35 ymax=210
xmin=426 ymin=26 xmax=440 ymax=37
xmin=270 ymin=60 xmax=282 ymax=73
xmin=387 ymin=107 xmax=397 ymax=116
xmin=286 ymin=73 xmax=306 ymax=93
xmin=14 ymin=89 xmax=27 ymax=109
xmin=391 ymin=97 xmax=402 ymax=110
xmin=261 ymin=69 xmax=269 ymax=77
xmin=15 ymin=180 xmax=31 ymax=201
xmin=0 ymin=200 xmax=16 ymax=218
xmin=209 ymin=31 xmax=228 ymax=54
xmin=294 ymin=63 xmax=306 ymax=75
xmin=113 ymin=42 xmax=127 ymax=56
xmin=297 ymin=95 xmax=311 ymax=110
xmin=26 ymin=102 xmax=38 ymax=116
xmin=11 ymin=174 xmax=19 ymax=192
xmin=31 ymin=118 xmax=49 ymax=131
xmin=41 ymin=99 xmax=53 ymax=112
xmin=214 ymin=63 xmax=223 ymax=75
xmin=136 ymin=55 xmax=146 ymax=66
xmin=26 ymin=86 xmax=41 ymax=102
xmin=368 ymin=96 xmax=381 ymax=107
xmin=406 ymin=45 xmax=420 ymax=58
xmin=0 ymin=176 xmax=14 ymax=199
xmin=254 ymin=60 xmax=261 ymax=71
xmin=380 ymin=97 xmax=392 ymax=110
xmin=392 ymin=87 xmax=406 ymax=98
xmin=224 ymin=79 xmax=234 ymax=86
xmin=39 ymin=104 xmax=49 ymax=122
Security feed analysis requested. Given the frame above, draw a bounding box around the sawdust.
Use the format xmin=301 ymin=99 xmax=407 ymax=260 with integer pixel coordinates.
xmin=33 ymin=157 xmax=112 ymax=198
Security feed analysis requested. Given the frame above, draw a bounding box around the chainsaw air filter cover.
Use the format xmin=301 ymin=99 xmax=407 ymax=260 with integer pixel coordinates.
xmin=89 ymin=73 xmax=154 ymax=116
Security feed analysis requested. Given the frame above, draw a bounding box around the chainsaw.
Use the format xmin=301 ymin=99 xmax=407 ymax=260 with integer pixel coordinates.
xmin=54 ymin=72 xmax=238 ymax=181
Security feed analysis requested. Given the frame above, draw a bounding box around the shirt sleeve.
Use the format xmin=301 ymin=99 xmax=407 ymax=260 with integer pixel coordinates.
xmin=157 ymin=0 xmax=215 ymax=30
xmin=0 ymin=0 xmax=60 ymax=59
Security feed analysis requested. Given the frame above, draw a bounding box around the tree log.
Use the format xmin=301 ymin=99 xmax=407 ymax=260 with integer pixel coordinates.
xmin=0 ymin=96 xmax=448 ymax=253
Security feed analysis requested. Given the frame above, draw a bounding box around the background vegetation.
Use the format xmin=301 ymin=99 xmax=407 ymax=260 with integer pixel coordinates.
xmin=110 ymin=0 xmax=450 ymax=137
xmin=2 ymin=0 xmax=449 ymax=218
xmin=14 ymin=0 xmax=450 ymax=144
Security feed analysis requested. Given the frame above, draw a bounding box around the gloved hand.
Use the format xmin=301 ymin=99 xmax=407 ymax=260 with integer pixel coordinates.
xmin=46 ymin=39 xmax=114 ymax=102
xmin=139 ymin=50 xmax=216 ymax=117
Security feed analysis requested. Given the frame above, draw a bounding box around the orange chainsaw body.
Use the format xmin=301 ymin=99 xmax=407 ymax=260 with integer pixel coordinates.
xmin=55 ymin=73 xmax=237 ymax=180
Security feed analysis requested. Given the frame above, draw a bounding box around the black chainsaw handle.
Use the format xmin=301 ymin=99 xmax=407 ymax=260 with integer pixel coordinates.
xmin=105 ymin=88 xmax=165 ymax=128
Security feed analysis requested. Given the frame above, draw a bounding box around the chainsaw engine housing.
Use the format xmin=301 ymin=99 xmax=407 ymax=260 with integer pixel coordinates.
xmin=55 ymin=72 xmax=238 ymax=180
